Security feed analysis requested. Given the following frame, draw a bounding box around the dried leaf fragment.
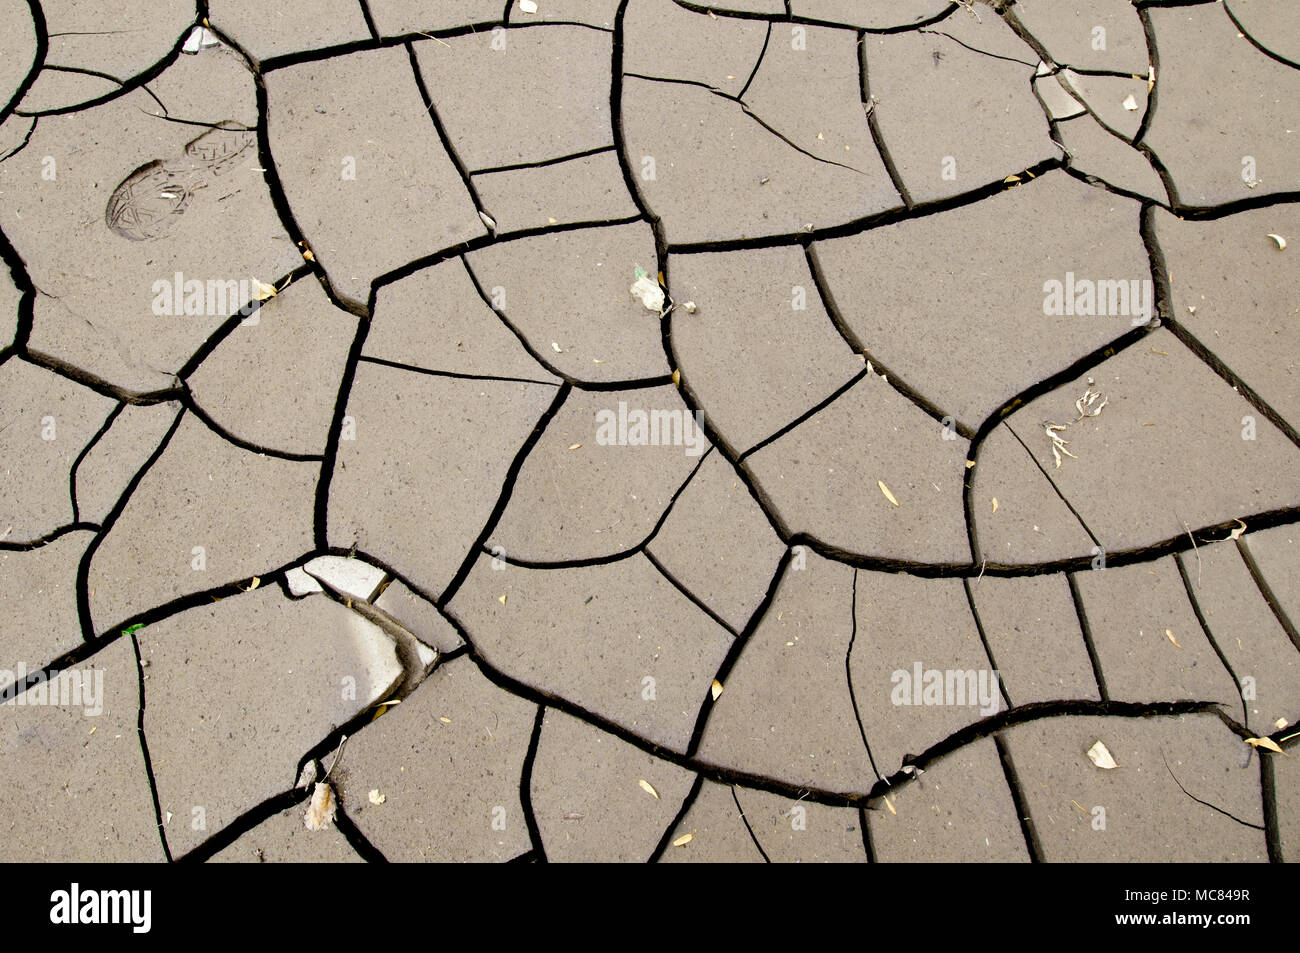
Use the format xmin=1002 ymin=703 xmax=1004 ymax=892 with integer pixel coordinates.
xmin=1122 ymin=93 xmax=1139 ymax=111
xmin=991 ymin=497 xmax=999 ymax=514
xmin=1165 ymin=628 xmax=1181 ymax=649
xmin=638 ymin=779 xmax=660 ymax=799
xmin=304 ymin=782 xmax=337 ymax=830
xmin=1228 ymin=519 xmax=1247 ymax=540
xmin=882 ymin=794 xmax=897 ymax=815
xmin=1086 ymin=740 xmax=1119 ymax=770
xmin=252 ymin=279 xmax=279 ymax=301
xmin=368 ymin=789 xmax=386 ymax=805
xmin=878 ymin=480 xmax=900 ymax=507
xmin=478 ymin=210 xmax=497 ymax=232
xmin=1267 ymin=233 xmax=1287 ymax=250
xmin=1245 ymin=736 xmax=1285 ymax=755
xmin=672 ymin=833 xmax=694 ymax=846
xmin=567 ymin=443 xmax=582 ymax=451
xmin=711 ymin=679 xmax=724 ymax=701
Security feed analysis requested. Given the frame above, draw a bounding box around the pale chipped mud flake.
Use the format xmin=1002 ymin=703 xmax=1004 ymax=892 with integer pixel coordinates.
xmin=139 ymin=585 xmax=402 ymax=857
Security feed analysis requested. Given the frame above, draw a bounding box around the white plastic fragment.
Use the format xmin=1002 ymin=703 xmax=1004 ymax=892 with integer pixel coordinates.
xmin=629 ymin=268 xmax=665 ymax=313
xmin=1122 ymin=93 xmax=1139 ymax=111
xmin=519 ymin=0 xmax=538 ymax=12
xmin=182 ymin=27 xmax=221 ymax=54
xmin=478 ymin=210 xmax=497 ymax=232
xmin=1086 ymin=740 xmax=1119 ymax=770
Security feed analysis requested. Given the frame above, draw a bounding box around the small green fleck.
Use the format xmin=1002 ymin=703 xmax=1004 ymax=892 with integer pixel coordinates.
xmin=122 ymin=623 xmax=145 ymax=635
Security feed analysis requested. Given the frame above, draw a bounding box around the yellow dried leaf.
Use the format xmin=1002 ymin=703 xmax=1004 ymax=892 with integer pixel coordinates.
xmin=711 ymin=678 xmax=723 ymax=701
xmin=247 ymin=576 xmax=260 ymax=591
xmin=1267 ymin=233 xmax=1287 ymax=250
xmin=1245 ymin=736 xmax=1285 ymax=755
xmin=368 ymin=789 xmax=386 ymax=805
xmin=882 ymin=794 xmax=896 ymax=815
xmin=1004 ymin=174 xmax=1020 ymax=185
xmin=966 ymin=459 xmax=975 ymax=469
xmin=672 ymin=833 xmax=694 ymax=846
xmin=438 ymin=716 xmax=452 ymax=724
xmin=498 ymin=594 xmax=507 ymax=605
xmin=252 ymin=279 xmax=278 ymax=301
xmin=672 ymin=369 xmax=681 ymax=388
xmin=1165 ymin=628 xmax=1181 ymax=648
xmin=991 ymin=497 xmax=999 ymax=514
xmin=638 ymin=779 xmax=660 ymax=799
xmin=878 ymin=480 xmax=900 ymax=507
xmin=568 ymin=443 xmax=582 ymax=451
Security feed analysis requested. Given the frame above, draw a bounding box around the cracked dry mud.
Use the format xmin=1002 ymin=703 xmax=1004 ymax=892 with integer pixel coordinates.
xmin=0 ymin=0 xmax=1296 ymax=864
